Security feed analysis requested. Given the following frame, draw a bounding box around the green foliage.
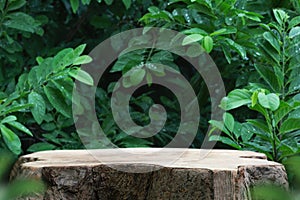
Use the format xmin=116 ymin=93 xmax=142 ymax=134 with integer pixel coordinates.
xmin=209 ymin=9 xmax=300 ymax=162
xmin=0 ymin=0 xmax=44 ymax=90
xmin=0 ymin=151 xmax=45 ymax=199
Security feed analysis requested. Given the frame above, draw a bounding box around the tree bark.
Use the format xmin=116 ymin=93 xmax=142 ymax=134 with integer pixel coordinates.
xmin=11 ymin=148 xmax=288 ymax=200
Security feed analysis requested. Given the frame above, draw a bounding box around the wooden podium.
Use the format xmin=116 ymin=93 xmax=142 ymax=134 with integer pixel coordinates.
xmin=11 ymin=148 xmax=288 ymax=200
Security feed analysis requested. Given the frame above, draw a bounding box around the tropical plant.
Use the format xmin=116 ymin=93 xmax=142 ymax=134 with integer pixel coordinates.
xmin=209 ymin=9 xmax=300 ymax=162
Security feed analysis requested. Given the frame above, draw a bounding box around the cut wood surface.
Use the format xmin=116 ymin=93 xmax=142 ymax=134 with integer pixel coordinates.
xmin=11 ymin=148 xmax=288 ymax=200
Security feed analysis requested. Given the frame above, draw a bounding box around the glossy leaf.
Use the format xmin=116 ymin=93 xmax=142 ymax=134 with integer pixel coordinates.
xmin=280 ymin=118 xmax=300 ymax=134
xmin=43 ymin=86 xmax=71 ymax=118
xmin=1 ymin=125 xmax=21 ymax=155
xmin=70 ymin=0 xmax=79 ymax=13
xmin=7 ymin=121 xmax=33 ymax=136
xmin=122 ymin=0 xmax=131 ymax=9
xmin=258 ymin=93 xmax=280 ymax=111
xmin=7 ymin=0 xmax=26 ymax=11
xmin=1 ymin=115 xmax=17 ymax=124
xmin=182 ymin=34 xmax=203 ymax=45
xmin=129 ymin=68 xmax=146 ymax=86
xmin=209 ymin=135 xmax=241 ymax=149
xmin=223 ymin=113 xmax=234 ymax=132
xmin=263 ymin=32 xmax=280 ymax=52
xmin=289 ymin=27 xmax=300 ymax=38
xmin=28 ymin=92 xmax=46 ymax=124
xmin=73 ymin=55 xmax=93 ymax=65
xmin=69 ymin=69 xmax=94 ymax=86
xmin=202 ymin=36 xmax=213 ymax=53
xmin=220 ymin=89 xmax=252 ymax=110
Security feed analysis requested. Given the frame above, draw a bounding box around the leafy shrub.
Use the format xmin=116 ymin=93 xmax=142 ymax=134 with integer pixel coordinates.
xmin=209 ymin=9 xmax=300 ymax=162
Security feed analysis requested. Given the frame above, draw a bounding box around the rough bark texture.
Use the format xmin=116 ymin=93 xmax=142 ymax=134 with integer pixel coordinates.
xmin=11 ymin=148 xmax=288 ymax=200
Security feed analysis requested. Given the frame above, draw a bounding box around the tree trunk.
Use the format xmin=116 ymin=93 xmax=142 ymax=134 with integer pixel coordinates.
xmin=11 ymin=148 xmax=288 ymax=200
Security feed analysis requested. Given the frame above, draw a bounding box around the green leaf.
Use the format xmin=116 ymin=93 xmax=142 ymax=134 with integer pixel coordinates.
xmin=258 ymin=93 xmax=280 ymax=111
xmin=28 ymin=91 xmax=46 ymax=124
xmin=36 ymin=56 xmax=44 ymax=65
xmin=27 ymin=142 xmax=56 ymax=152
xmin=273 ymin=9 xmax=288 ymax=26
xmin=129 ymin=68 xmax=146 ymax=86
xmin=2 ymin=104 xmax=33 ymax=115
xmin=7 ymin=0 xmax=26 ymax=11
xmin=202 ymin=36 xmax=213 ymax=53
xmin=223 ymin=113 xmax=234 ymax=132
xmin=274 ymin=102 xmax=294 ymax=125
xmin=73 ymin=55 xmax=93 ymax=65
xmin=122 ymin=0 xmax=131 ymax=9
xmin=69 ymin=69 xmax=94 ymax=86
xmin=70 ymin=0 xmax=79 ymax=13
xmin=289 ymin=27 xmax=300 ymax=38
xmin=104 ymin=0 xmax=113 ymax=5
xmin=247 ymin=119 xmax=269 ymax=133
xmin=263 ymin=32 xmax=281 ymax=52
xmin=289 ymin=16 xmax=300 ymax=29
xmin=251 ymin=91 xmax=258 ymax=107
xmin=224 ymin=38 xmax=247 ymax=59
xmin=52 ymin=48 xmax=73 ymax=70
xmin=220 ymin=89 xmax=252 ymax=110
xmin=1 ymin=125 xmax=21 ymax=155
xmin=254 ymin=64 xmax=281 ymax=92
xmin=146 ymin=72 xmax=152 ymax=86
xmin=209 ymin=120 xmax=230 ymax=136
xmin=43 ymin=85 xmax=71 ymax=118
xmin=7 ymin=121 xmax=33 ymax=136
xmin=1 ymin=115 xmax=17 ymax=124
xmin=280 ymin=118 xmax=300 ymax=134
xmin=81 ymin=0 xmax=91 ymax=5
xmin=74 ymin=44 xmax=87 ymax=56
xmin=4 ymin=12 xmax=39 ymax=33
xmin=210 ymin=27 xmax=237 ymax=36
xmin=182 ymin=34 xmax=203 ymax=45
xmin=209 ymin=135 xmax=241 ymax=149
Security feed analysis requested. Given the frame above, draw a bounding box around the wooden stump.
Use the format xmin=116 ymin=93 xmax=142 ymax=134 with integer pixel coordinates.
xmin=11 ymin=148 xmax=288 ymax=200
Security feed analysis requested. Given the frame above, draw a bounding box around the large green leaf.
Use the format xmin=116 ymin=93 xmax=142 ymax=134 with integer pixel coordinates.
xmin=4 ymin=12 xmax=39 ymax=33
xmin=280 ymin=118 xmax=300 ymax=134
xmin=7 ymin=121 xmax=33 ymax=136
xmin=209 ymin=135 xmax=241 ymax=149
xmin=182 ymin=34 xmax=203 ymax=45
xmin=43 ymin=85 xmax=71 ymax=118
xmin=129 ymin=68 xmax=146 ymax=86
xmin=28 ymin=91 xmax=46 ymax=124
xmin=209 ymin=120 xmax=230 ymax=136
xmin=122 ymin=0 xmax=131 ymax=9
xmin=69 ymin=69 xmax=94 ymax=86
xmin=274 ymin=102 xmax=294 ymax=125
xmin=73 ymin=55 xmax=93 ymax=65
xmin=1 ymin=125 xmax=21 ymax=155
xmin=289 ymin=27 xmax=300 ymax=38
xmin=70 ymin=0 xmax=79 ymax=13
xmin=1 ymin=115 xmax=17 ymax=124
xmin=223 ymin=113 xmax=234 ymax=132
xmin=7 ymin=0 xmax=26 ymax=11
xmin=289 ymin=16 xmax=300 ymax=29
xmin=202 ymin=36 xmax=213 ymax=53
xmin=258 ymin=93 xmax=280 ymax=111
xmin=263 ymin=31 xmax=280 ymax=52
xmin=220 ymin=89 xmax=252 ymax=110
xmin=210 ymin=27 xmax=237 ymax=36
xmin=254 ymin=64 xmax=281 ymax=92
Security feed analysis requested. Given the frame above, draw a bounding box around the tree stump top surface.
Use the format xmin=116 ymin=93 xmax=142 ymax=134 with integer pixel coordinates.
xmin=21 ymin=148 xmax=280 ymax=170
